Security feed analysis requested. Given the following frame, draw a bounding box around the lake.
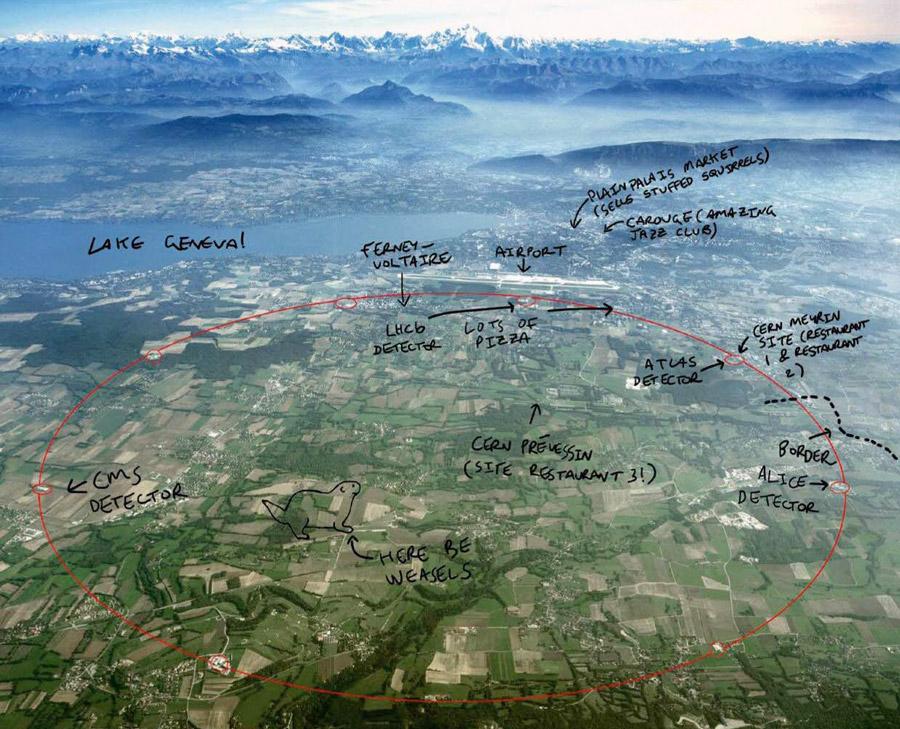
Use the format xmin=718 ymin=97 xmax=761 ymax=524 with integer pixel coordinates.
xmin=0 ymin=212 xmax=501 ymax=280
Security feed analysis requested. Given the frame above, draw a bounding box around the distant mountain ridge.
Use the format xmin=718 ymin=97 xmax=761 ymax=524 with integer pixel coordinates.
xmin=571 ymin=73 xmax=899 ymax=107
xmin=137 ymin=112 xmax=345 ymax=144
xmin=475 ymin=138 xmax=900 ymax=176
xmin=341 ymin=81 xmax=470 ymax=115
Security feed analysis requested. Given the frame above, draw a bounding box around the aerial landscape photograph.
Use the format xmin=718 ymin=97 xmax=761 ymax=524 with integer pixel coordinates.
xmin=0 ymin=1 xmax=898 ymax=727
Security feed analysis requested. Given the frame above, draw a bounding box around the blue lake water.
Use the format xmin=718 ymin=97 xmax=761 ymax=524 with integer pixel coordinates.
xmin=0 ymin=212 xmax=501 ymax=280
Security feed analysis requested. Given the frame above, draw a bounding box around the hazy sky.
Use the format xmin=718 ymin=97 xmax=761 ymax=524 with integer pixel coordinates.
xmin=1 ymin=0 xmax=897 ymax=41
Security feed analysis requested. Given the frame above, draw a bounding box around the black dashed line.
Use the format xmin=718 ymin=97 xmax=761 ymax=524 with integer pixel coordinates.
xmin=764 ymin=394 xmax=898 ymax=461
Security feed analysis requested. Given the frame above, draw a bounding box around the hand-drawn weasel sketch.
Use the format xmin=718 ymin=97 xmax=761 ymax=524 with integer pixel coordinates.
xmin=262 ymin=480 xmax=361 ymax=540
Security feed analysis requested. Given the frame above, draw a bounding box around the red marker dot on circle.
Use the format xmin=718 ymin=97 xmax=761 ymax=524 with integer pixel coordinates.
xmin=829 ymin=480 xmax=851 ymax=495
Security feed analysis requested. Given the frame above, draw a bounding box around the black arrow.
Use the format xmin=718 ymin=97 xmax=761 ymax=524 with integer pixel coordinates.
xmin=398 ymin=271 xmax=411 ymax=307
xmin=348 ymin=535 xmax=373 ymax=560
xmin=546 ymin=302 xmax=613 ymax=317
xmin=428 ymin=301 xmax=515 ymax=320
xmin=738 ymin=336 xmax=750 ymax=354
xmin=67 ymin=478 xmax=87 ymax=495
xmin=699 ymin=359 xmax=725 ymax=373
xmin=809 ymin=429 xmax=832 ymax=441
xmin=570 ymin=198 xmax=589 ymax=229
xmin=517 ymin=257 xmax=532 ymax=273
xmin=810 ymin=478 xmax=830 ymax=491
xmin=529 ymin=403 xmax=542 ymax=425
xmin=604 ymin=220 xmax=625 ymax=233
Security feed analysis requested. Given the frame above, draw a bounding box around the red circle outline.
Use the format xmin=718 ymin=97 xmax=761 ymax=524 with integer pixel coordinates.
xmin=35 ymin=290 xmax=848 ymax=704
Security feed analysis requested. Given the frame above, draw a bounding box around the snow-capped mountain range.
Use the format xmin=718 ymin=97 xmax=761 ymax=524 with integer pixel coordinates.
xmin=1 ymin=26 xmax=898 ymax=106
xmin=1 ymin=26 xmax=896 ymax=63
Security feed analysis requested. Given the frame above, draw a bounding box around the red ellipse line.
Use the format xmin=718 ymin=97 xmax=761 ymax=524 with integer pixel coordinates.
xmin=35 ymin=290 xmax=848 ymax=705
